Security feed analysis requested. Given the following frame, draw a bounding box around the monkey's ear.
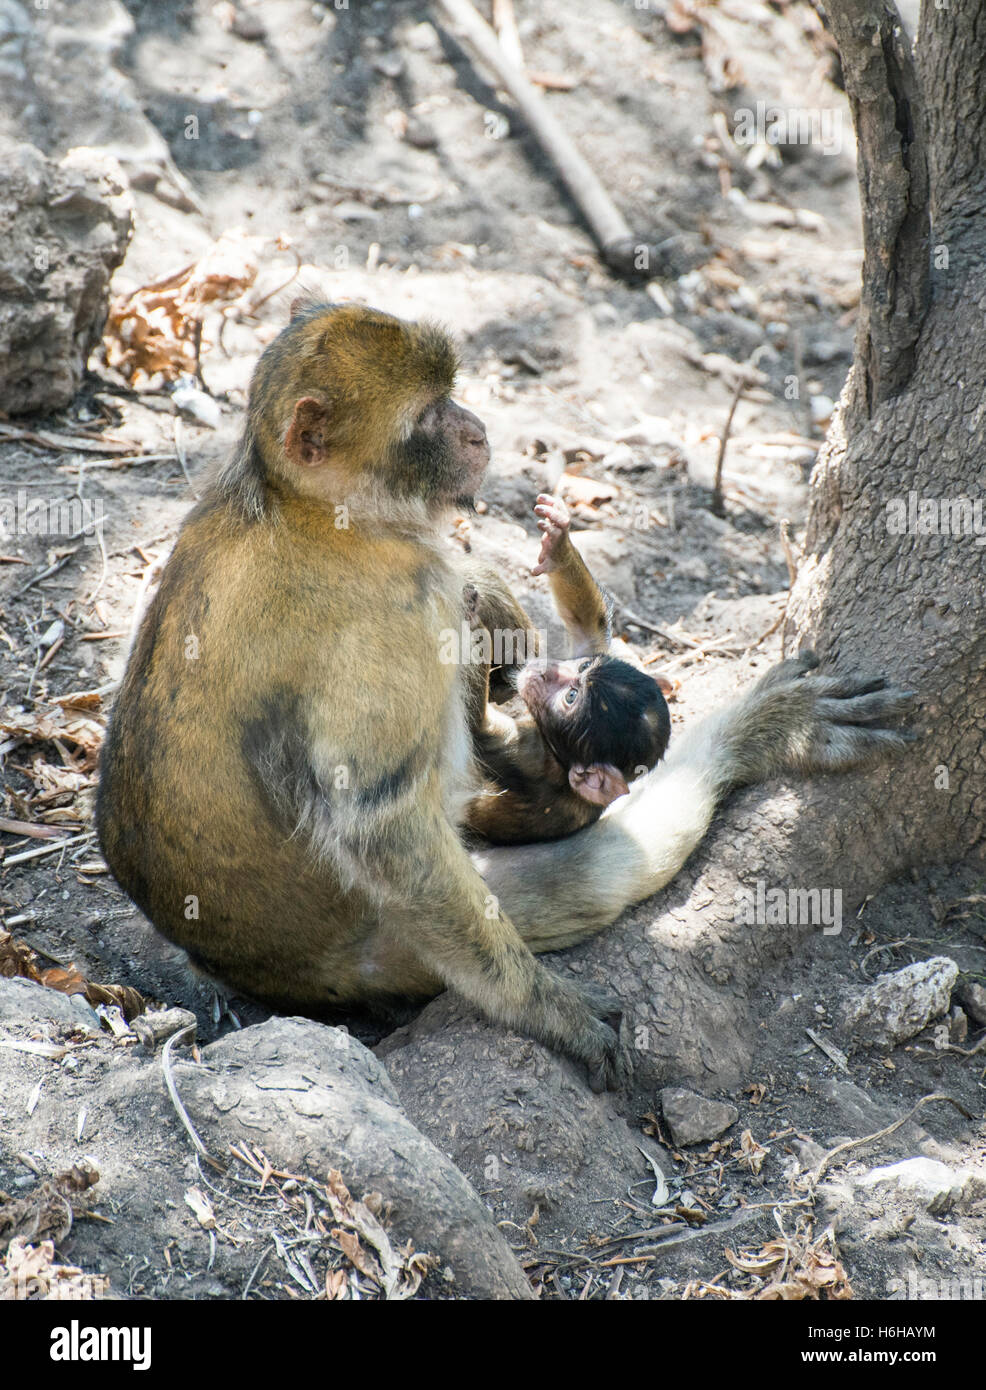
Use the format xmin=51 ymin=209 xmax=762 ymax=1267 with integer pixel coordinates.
xmin=654 ymin=674 xmax=676 ymax=699
xmin=285 ymin=397 xmax=332 ymax=467
xmin=568 ymin=763 xmax=630 ymax=807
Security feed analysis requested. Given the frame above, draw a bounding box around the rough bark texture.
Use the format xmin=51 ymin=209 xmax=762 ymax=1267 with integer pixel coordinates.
xmin=386 ymin=2 xmax=986 ymax=1231
xmin=824 ymin=1 xmax=929 ymax=413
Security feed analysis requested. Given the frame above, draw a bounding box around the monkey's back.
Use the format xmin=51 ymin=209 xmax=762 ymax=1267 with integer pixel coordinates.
xmin=97 ymin=490 xmax=462 ymax=1009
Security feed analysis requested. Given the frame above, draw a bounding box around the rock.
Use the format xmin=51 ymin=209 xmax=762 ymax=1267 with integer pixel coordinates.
xmin=809 ymin=393 xmax=835 ymax=424
xmin=956 ymin=980 xmax=986 ymax=1027
xmin=131 ymin=1007 xmax=198 ymax=1051
xmin=0 ymin=140 xmax=132 ymax=415
xmin=405 ymin=21 xmax=440 ymax=53
xmin=841 ymin=956 xmax=959 ymax=1047
xmin=174 ymin=1018 xmax=531 ymax=1299
xmin=0 ymin=975 xmax=93 ymax=1028
xmin=948 ymin=1005 xmax=968 ymax=1044
xmin=332 ymin=200 xmax=380 ymax=224
xmin=0 ymin=0 xmax=29 ymax=84
xmin=405 ymin=117 xmax=439 ymax=150
xmin=372 ymin=52 xmax=405 ymax=79
xmin=857 ymin=1158 xmax=970 ymax=1216
xmin=660 ymin=1087 xmax=738 ymax=1147
xmin=600 ymin=444 xmax=636 ymax=471
xmin=231 ymin=9 xmax=266 ymax=41
xmin=804 ymin=339 xmax=847 ymax=365
xmin=615 ymin=415 xmax=681 ymax=450
xmin=0 ymin=1010 xmax=530 ymax=1300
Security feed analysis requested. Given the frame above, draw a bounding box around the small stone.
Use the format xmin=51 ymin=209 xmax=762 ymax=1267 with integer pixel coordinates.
xmin=332 ymin=200 xmax=380 ymax=223
xmin=232 ymin=10 xmax=266 ymax=40
xmin=373 ymin=52 xmax=405 ymax=79
xmin=809 ymin=393 xmax=835 ymax=424
xmin=132 ymin=1007 xmax=198 ymax=1051
xmin=172 ymin=380 xmax=221 ymax=429
xmin=858 ymin=1157 xmax=964 ymax=1216
xmin=406 ymin=21 xmax=440 ymax=52
xmin=956 ymin=980 xmax=986 ymax=1027
xmin=841 ymin=956 xmax=959 ymax=1047
xmin=804 ymin=339 xmax=847 ymax=365
xmin=949 ymin=1005 xmax=968 ymax=1044
xmin=600 ymin=444 xmax=636 ymax=470
xmin=615 ymin=415 xmax=681 ymax=450
xmin=660 ymin=1087 xmax=738 ymax=1148
xmin=405 ymin=117 xmax=438 ymax=149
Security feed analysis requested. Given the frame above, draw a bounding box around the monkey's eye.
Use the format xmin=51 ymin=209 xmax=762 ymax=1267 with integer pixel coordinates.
xmin=565 ymin=686 xmax=579 ymax=706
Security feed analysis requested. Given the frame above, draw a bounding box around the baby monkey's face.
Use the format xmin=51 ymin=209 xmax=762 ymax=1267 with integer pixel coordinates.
xmin=516 ymin=653 xmax=672 ymax=808
xmin=516 ymin=656 xmax=595 ymax=725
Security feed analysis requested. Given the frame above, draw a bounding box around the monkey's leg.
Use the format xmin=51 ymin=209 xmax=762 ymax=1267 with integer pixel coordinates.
xmin=363 ymin=813 xmax=627 ymax=1090
xmin=474 ymin=653 xmax=916 ymax=951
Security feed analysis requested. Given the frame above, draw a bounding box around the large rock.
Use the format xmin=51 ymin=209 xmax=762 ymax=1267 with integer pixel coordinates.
xmin=0 ymin=140 xmax=132 ymax=414
xmin=0 ymin=997 xmax=530 ymax=1300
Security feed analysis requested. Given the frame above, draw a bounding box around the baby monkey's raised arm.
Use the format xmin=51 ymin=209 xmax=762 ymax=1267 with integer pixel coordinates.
xmin=464 ymin=495 xmax=670 ymax=845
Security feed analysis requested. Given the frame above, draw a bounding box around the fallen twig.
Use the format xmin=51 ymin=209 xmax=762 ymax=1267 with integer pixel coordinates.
xmin=4 ymin=832 xmax=93 ymax=867
xmin=711 ymin=377 xmax=745 ymax=517
xmin=810 ymin=1092 xmax=974 ymax=1186
xmin=433 ymin=0 xmax=636 ymax=272
xmin=161 ymin=1024 xmax=226 ymax=1174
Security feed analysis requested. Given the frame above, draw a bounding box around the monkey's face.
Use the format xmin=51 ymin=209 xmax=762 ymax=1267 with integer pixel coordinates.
xmin=517 ymin=657 xmax=594 ymax=728
xmin=390 ymin=397 xmax=490 ymax=507
xmin=518 ymin=654 xmax=671 ymax=804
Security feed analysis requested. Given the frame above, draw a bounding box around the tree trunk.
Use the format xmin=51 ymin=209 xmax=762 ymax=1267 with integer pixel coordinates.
xmin=382 ymin=3 xmax=986 ymax=1224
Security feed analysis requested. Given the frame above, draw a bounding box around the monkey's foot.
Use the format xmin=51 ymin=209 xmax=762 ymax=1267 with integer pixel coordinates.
xmin=751 ymin=651 xmax=918 ymax=775
xmin=563 ymin=979 xmax=629 ymax=1093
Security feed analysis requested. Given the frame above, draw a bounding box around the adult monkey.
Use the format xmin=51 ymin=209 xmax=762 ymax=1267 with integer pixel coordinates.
xmin=97 ymin=302 xmax=913 ymax=1091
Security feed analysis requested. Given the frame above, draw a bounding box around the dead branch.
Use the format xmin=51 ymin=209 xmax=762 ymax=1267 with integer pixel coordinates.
xmin=433 ymin=0 xmax=636 ymax=272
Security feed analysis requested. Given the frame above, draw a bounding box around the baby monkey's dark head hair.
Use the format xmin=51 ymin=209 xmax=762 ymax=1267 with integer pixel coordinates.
xmin=544 ymin=655 xmax=671 ymax=781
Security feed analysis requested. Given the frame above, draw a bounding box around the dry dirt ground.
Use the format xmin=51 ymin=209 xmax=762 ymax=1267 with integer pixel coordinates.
xmin=0 ymin=0 xmax=983 ymax=1301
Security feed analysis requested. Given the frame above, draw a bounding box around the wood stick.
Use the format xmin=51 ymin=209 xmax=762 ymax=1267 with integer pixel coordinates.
xmin=433 ymin=0 xmax=635 ymax=270
xmin=492 ymin=0 xmax=524 ymax=69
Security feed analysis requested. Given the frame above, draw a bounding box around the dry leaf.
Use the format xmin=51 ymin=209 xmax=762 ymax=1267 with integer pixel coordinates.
xmin=184 ymin=1188 xmax=216 ymax=1231
xmin=557 ymin=473 xmax=620 ymax=509
xmin=104 ymin=230 xmax=261 ymax=387
xmin=0 ymin=1162 xmax=99 ymax=1253
xmin=332 ymin=1228 xmax=384 ymax=1286
xmin=736 ymin=1129 xmax=768 ymax=1174
xmin=0 ymin=1237 xmax=109 ymax=1300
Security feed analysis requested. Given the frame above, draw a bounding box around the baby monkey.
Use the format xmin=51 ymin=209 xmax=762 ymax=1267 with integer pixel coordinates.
xmin=464 ymin=494 xmax=671 ymax=844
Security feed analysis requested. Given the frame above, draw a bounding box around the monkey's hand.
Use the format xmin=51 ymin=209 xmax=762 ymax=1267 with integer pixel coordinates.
xmin=711 ymin=651 xmax=917 ymax=788
xmin=531 ymin=493 xmax=573 ymax=576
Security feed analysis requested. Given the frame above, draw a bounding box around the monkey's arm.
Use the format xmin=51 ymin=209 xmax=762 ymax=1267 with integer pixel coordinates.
xmin=474 ymin=654 xmax=916 ymax=952
xmin=532 ymin=495 xmax=611 ymax=657
xmin=461 ymin=560 xmax=543 ymax=711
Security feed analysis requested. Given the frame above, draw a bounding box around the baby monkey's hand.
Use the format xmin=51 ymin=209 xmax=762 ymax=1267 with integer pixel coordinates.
xmin=531 ymin=493 xmax=572 ymax=576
